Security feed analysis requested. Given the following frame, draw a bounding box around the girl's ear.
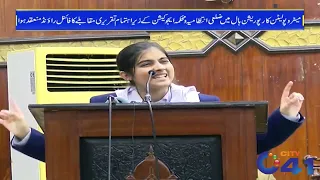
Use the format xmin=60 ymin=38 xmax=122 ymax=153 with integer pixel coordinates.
xmin=119 ymin=71 xmax=132 ymax=81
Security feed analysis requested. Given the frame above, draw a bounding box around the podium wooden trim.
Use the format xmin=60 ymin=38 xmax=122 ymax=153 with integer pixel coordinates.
xmin=29 ymin=102 xmax=268 ymax=180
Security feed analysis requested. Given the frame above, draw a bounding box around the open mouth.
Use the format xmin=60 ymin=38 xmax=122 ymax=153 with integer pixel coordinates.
xmin=152 ymin=73 xmax=168 ymax=79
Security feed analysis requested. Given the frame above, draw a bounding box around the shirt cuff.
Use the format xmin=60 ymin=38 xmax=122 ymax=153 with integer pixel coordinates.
xmin=281 ymin=113 xmax=301 ymax=122
xmin=11 ymin=128 xmax=31 ymax=147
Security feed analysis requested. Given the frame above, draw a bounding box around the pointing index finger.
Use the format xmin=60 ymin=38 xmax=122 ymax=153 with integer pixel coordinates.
xmin=9 ymin=98 xmax=22 ymax=114
xmin=282 ymin=81 xmax=293 ymax=99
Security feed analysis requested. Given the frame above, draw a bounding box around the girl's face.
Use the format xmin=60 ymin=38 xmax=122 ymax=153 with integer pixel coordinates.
xmin=122 ymin=47 xmax=175 ymax=91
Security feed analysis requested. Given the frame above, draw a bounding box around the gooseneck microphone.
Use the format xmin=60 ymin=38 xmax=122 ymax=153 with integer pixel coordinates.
xmin=144 ymin=70 xmax=155 ymax=102
xmin=105 ymin=96 xmax=129 ymax=180
xmin=107 ymin=96 xmax=113 ymax=180
xmin=144 ymin=70 xmax=160 ymax=179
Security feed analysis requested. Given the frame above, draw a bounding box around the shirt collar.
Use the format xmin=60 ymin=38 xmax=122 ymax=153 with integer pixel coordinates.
xmin=127 ymin=86 xmax=172 ymax=103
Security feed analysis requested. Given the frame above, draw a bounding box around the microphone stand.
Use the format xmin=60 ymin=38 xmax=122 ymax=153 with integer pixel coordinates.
xmin=107 ymin=96 xmax=113 ymax=180
xmin=144 ymin=70 xmax=154 ymax=102
xmin=145 ymin=70 xmax=161 ymax=180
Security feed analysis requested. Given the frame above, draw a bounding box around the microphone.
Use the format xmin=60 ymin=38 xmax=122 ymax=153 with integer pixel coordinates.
xmin=144 ymin=70 xmax=156 ymax=102
xmin=105 ymin=96 xmax=129 ymax=180
xmin=105 ymin=95 xmax=130 ymax=180
xmin=105 ymin=96 xmax=130 ymax=103
xmin=107 ymin=96 xmax=113 ymax=180
xmin=144 ymin=70 xmax=160 ymax=179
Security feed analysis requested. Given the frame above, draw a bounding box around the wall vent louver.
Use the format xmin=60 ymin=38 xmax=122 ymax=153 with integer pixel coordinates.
xmin=46 ymin=54 xmax=128 ymax=92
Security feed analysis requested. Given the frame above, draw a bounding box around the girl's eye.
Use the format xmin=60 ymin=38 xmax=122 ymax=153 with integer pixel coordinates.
xmin=160 ymin=59 xmax=169 ymax=63
xmin=140 ymin=62 xmax=151 ymax=67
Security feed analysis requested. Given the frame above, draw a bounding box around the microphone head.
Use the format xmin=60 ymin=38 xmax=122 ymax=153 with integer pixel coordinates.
xmin=105 ymin=96 xmax=130 ymax=103
xmin=148 ymin=70 xmax=156 ymax=76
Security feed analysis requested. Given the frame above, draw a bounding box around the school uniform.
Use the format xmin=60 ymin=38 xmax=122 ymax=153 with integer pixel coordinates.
xmin=11 ymin=83 xmax=304 ymax=162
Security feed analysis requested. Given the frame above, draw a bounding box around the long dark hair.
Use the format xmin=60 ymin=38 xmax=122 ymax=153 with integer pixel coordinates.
xmin=116 ymin=41 xmax=171 ymax=85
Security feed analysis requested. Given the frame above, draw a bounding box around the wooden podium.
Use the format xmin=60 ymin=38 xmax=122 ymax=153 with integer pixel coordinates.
xmin=28 ymin=102 xmax=268 ymax=180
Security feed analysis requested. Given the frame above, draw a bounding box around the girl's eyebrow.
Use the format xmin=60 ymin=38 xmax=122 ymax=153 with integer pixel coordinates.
xmin=137 ymin=57 xmax=168 ymax=64
xmin=136 ymin=59 xmax=152 ymax=65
